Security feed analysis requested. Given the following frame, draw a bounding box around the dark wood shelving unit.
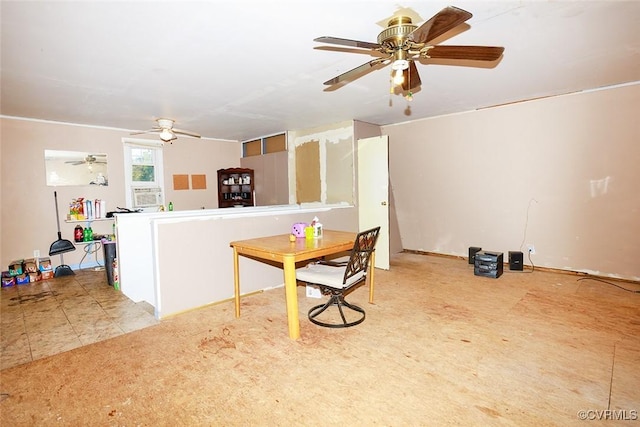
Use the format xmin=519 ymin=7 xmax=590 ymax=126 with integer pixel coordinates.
xmin=217 ymin=168 xmax=255 ymax=208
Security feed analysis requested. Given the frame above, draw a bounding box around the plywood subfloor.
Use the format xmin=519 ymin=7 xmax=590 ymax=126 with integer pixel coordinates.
xmin=1 ymin=253 xmax=638 ymax=425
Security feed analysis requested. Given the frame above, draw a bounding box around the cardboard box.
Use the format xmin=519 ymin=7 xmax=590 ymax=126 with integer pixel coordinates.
xmin=41 ymin=270 xmax=54 ymax=280
xmin=28 ymin=271 xmax=41 ymax=283
xmin=23 ymin=258 xmax=38 ymax=273
xmin=39 ymin=257 xmax=53 ymax=272
xmin=1 ymin=271 xmax=15 ymax=287
xmin=15 ymin=273 xmax=29 ymax=285
xmin=8 ymin=260 xmax=23 ymax=276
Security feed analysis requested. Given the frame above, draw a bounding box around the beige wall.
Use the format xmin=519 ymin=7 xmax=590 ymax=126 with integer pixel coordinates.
xmin=0 ymin=118 xmax=239 ymax=269
xmin=382 ymin=83 xmax=640 ymax=281
xmin=161 ymin=137 xmax=240 ymax=210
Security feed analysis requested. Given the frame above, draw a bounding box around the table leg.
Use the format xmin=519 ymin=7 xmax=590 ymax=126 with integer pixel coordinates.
xmin=283 ymin=255 xmax=300 ymax=340
xmin=233 ymin=247 xmax=240 ymax=318
xmin=368 ymin=250 xmax=376 ymax=304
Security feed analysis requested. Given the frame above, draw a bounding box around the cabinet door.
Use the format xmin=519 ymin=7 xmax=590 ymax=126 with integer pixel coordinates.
xmin=241 ymin=153 xmax=287 ymax=206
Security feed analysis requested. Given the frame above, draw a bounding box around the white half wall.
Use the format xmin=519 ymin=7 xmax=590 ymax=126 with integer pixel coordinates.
xmin=117 ymin=205 xmax=358 ymax=318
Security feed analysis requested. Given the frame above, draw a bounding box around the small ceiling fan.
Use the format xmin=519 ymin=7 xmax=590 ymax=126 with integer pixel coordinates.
xmin=65 ymin=154 xmax=107 ymax=166
xmin=131 ymin=118 xmax=201 ymax=142
xmin=314 ymin=5 xmax=504 ymax=95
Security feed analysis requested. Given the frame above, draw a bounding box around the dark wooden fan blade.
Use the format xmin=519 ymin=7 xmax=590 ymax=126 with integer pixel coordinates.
xmin=323 ymin=58 xmax=387 ymax=85
xmin=426 ymin=45 xmax=504 ymax=61
xmin=401 ymin=62 xmax=421 ymax=91
xmin=315 ymin=36 xmax=381 ymax=50
xmin=315 ymin=46 xmax=389 ymax=58
xmin=409 ymin=6 xmax=472 ymax=44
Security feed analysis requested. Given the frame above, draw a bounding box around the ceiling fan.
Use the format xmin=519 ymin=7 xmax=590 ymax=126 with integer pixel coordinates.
xmin=131 ymin=118 xmax=201 ymax=143
xmin=314 ymin=5 xmax=504 ymax=95
xmin=65 ymin=154 xmax=107 ymax=166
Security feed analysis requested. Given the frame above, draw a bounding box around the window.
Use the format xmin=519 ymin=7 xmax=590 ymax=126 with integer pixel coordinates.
xmin=131 ymin=147 xmax=162 ymax=184
xmin=242 ymin=133 xmax=287 ymax=157
xmin=123 ymin=138 xmax=165 ymax=209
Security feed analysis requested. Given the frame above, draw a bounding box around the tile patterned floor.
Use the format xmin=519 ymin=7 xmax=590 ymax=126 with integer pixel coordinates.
xmin=1 ymin=268 xmax=158 ymax=370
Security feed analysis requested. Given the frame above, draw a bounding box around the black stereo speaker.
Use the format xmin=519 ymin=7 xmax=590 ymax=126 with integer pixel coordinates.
xmin=509 ymin=251 xmax=523 ymax=271
xmin=468 ymin=246 xmax=482 ymax=265
xmin=474 ymin=251 xmax=504 ymax=278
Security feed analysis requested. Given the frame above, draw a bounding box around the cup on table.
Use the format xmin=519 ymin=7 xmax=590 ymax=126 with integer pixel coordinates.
xmin=304 ymin=226 xmax=314 ymax=240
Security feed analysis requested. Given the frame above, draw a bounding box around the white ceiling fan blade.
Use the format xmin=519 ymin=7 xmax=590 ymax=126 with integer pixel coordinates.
xmin=130 ymin=127 xmax=162 ymax=136
xmin=173 ymin=128 xmax=201 ymax=138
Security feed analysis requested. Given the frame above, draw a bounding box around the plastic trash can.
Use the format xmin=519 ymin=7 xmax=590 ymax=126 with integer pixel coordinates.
xmin=103 ymin=241 xmax=117 ymax=286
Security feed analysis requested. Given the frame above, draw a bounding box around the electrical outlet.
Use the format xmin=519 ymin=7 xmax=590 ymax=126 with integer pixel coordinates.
xmin=527 ymin=244 xmax=536 ymax=255
xmin=33 ymin=249 xmax=40 ymax=258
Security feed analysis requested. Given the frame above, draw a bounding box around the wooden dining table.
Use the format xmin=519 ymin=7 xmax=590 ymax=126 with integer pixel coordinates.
xmin=230 ymin=229 xmax=376 ymax=340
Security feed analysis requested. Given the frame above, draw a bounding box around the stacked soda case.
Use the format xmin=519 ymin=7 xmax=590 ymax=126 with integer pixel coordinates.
xmin=2 ymin=257 xmax=54 ymax=287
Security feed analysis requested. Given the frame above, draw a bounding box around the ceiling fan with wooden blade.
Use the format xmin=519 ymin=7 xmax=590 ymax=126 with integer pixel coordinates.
xmin=315 ymin=6 xmax=504 ymax=93
xmin=130 ymin=118 xmax=201 ymax=142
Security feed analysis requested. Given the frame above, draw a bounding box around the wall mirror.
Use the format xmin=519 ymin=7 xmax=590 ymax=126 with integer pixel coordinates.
xmin=44 ymin=150 xmax=109 ymax=186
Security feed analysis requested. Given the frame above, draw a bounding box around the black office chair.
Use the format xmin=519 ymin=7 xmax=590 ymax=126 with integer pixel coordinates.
xmin=296 ymin=226 xmax=380 ymax=328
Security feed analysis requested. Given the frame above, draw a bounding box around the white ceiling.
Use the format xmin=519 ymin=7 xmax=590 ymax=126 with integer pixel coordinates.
xmin=1 ymin=1 xmax=639 ymax=142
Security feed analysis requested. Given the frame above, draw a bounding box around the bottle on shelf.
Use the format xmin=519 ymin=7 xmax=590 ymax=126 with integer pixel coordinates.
xmin=74 ymin=225 xmax=84 ymax=242
xmin=168 ymin=201 xmax=174 ymax=211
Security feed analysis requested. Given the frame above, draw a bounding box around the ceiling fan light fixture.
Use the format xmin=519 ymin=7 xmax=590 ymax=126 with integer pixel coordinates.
xmin=391 ymin=58 xmax=409 ymax=71
xmin=131 ymin=118 xmax=198 ymax=141
xmin=160 ymin=129 xmax=175 ymax=142
xmin=392 ymin=68 xmax=405 ymax=85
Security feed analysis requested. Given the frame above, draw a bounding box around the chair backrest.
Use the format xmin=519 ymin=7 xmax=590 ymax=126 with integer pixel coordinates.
xmin=342 ymin=226 xmax=381 ymax=284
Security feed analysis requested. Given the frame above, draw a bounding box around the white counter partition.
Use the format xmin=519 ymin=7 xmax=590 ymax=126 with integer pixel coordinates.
xmin=114 ymin=212 xmax=157 ymax=305
xmin=116 ymin=204 xmax=358 ymax=319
